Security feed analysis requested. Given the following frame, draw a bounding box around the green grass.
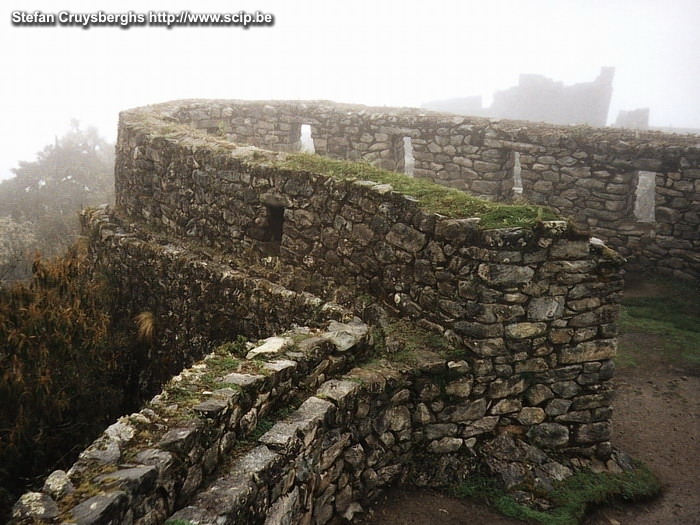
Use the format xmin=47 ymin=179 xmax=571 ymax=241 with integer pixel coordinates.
xmin=136 ymin=112 xmax=560 ymax=229
xmin=275 ymin=153 xmax=559 ymax=229
xmin=619 ymin=276 xmax=700 ymax=368
xmin=245 ymin=417 xmax=275 ymax=443
xmin=452 ymin=463 xmax=660 ymax=525
xmin=372 ymin=318 xmax=461 ymax=367
xmin=160 ymin=338 xmax=248 ymax=405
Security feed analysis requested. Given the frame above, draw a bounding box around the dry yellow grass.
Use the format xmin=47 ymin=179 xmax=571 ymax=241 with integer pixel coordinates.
xmin=135 ymin=311 xmax=155 ymax=343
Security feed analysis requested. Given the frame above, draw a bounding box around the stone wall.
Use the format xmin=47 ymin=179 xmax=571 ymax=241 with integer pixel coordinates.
xmin=13 ymin=320 xmax=626 ymax=525
xmin=116 ymin=106 xmax=625 ymax=378
xmin=148 ymin=99 xmax=699 ymax=280
xmin=109 ymin=101 xmax=624 ymax=465
xmin=91 ymin=184 xmax=623 ymax=466
xmin=11 ymin=320 xmax=373 ymax=524
xmin=10 ymin=100 xmax=638 ymax=524
xmin=81 ymin=207 xmax=349 ymax=397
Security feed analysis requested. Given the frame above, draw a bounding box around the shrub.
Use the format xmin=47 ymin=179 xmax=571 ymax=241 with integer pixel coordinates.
xmin=0 ymin=240 xmax=124 ymax=519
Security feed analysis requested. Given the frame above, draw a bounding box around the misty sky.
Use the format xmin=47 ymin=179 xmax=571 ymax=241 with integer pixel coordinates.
xmin=1 ymin=0 xmax=699 ymax=182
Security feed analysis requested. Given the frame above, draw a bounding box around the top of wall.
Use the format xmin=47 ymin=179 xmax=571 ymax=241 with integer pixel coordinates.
xmin=135 ymin=98 xmax=700 ymax=152
xmin=119 ymin=102 xmax=566 ymax=231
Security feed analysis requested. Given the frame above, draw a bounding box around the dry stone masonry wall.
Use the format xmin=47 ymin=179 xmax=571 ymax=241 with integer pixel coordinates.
xmin=13 ymin=320 xmax=374 ymax=524
xmin=12 ymin=319 xmax=625 ymax=525
xmin=12 ymin=99 xmax=647 ymax=524
xmin=157 ymin=99 xmax=699 ymax=280
xmin=80 ymin=207 xmax=350 ymax=397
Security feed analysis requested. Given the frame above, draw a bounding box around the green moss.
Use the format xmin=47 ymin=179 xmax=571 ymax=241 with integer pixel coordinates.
xmin=619 ymin=275 xmax=700 ymax=369
xmin=217 ymin=336 xmax=248 ymax=352
xmin=274 ymin=153 xmax=559 ymax=229
xmin=451 ymin=463 xmax=660 ymax=525
xmin=131 ymin=114 xmax=560 ymax=229
xmin=382 ymin=318 xmax=457 ymax=360
xmin=56 ymin=463 xmax=120 ymax=519
xmin=160 ymin=338 xmax=249 ymax=406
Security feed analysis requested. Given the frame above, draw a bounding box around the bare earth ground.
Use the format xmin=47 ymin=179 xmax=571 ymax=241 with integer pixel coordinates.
xmin=357 ymin=278 xmax=700 ymax=525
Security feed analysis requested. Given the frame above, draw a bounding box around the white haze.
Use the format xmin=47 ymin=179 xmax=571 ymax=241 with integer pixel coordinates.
xmin=1 ymin=0 xmax=699 ymax=181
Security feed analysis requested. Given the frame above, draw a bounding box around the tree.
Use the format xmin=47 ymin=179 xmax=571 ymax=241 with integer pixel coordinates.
xmin=0 ymin=121 xmax=114 ymax=263
xmin=0 ymin=217 xmax=37 ymax=283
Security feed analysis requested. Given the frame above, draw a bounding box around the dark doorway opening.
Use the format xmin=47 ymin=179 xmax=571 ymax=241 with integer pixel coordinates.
xmin=266 ymin=205 xmax=285 ymax=245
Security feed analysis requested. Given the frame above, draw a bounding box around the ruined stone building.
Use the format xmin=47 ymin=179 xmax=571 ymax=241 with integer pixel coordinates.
xmin=11 ymin=99 xmax=698 ymax=525
xmin=424 ymin=67 xmax=615 ymax=127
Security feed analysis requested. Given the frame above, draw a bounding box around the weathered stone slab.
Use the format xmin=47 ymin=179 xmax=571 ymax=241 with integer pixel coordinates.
xmin=96 ymin=466 xmax=157 ymax=493
xmin=264 ymin=486 xmax=300 ymax=525
xmin=193 ymin=398 xmax=230 ymax=418
xmin=429 ymin=437 xmax=463 ymax=454
xmin=260 ymin=397 xmax=334 ymax=451
xmin=70 ymin=491 xmax=128 ymax=525
xmin=231 ymin=445 xmax=282 ymax=483
xmin=42 ymin=470 xmax=75 ymax=499
xmin=12 ymin=492 xmax=60 ymax=521
xmin=505 ymin=322 xmax=547 ymax=339
xmin=385 ymin=223 xmax=427 ymax=252
xmin=528 ymin=296 xmax=565 ymax=321
xmin=321 ymin=320 xmax=368 ymax=351
xmin=246 ymin=336 xmax=293 ymax=359
xmin=478 ymin=263 xmax=535 ymax=286
xmin=317 ymin=379 xmax=360 ymax=407
xmin=560 ymin=339 xmax=616 ymax=364
xmin=158 ymin=425 xmax=199 ymax=453
xmin=527 ymin=423 xmax=570 ymax=448
xmin=220 ymin=372 xmax=265 ymax=388
xmin=185 ymin=472 xmax=255 ymax=518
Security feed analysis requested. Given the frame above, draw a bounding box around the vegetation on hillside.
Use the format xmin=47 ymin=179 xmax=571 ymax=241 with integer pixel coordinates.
xmin=617 ymin=275 xmax=700 ymax=369
xmin=0 ymin=121 xmax=114 ymax=283
xmin=0 ymin=217 xmax=38 ymax=283
xmin=0 ymin=242 xmax=126 ymax=519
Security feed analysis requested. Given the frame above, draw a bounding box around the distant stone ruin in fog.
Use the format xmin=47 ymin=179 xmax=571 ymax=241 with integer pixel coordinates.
xmin=424 ymin=67 xmax=615 ymax=127
xmin=614 ymin=107 xmax=650 ymax=130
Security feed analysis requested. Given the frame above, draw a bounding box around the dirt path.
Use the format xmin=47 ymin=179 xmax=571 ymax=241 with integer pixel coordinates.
xmin=582 ymin=364 xmax=700 ymax=525
xmin=358 ymin=277 xmax=700 ymax=525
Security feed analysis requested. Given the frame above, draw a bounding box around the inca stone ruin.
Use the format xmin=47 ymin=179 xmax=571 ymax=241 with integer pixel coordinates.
xmin=12 ymin=99 xmax=699 ymax=524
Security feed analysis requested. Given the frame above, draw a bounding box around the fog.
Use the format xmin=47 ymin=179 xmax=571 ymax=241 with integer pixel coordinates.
xmin=1 ymin=0 xmax=699 ymax=181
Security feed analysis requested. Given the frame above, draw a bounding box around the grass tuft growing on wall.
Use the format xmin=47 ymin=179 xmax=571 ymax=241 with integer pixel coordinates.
xmin=276 ymin=153 xmax=559 ymax=229
xmin=134 ymin=114 xmax=560 ymax=230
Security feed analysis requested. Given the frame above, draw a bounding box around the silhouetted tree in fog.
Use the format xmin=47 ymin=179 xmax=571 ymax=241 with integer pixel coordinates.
xmin=0 ymin=121 xmax=114 ymax=281
xmin=0 ymin=217 xmax=37 ymax=283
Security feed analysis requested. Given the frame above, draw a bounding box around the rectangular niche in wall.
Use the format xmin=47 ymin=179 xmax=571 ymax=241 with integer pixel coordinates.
xmin=300 ymin=124 xmax=315 ymax=153
xmin=265 ymin=205 xmax=285 ymax=253
xmin=403 ymin=136 xmax=415 ymax=176
xmin=512 ymin=151 xmax=523 ymax=195
xmin=634 ymin=170 xmax=656 ymax=222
